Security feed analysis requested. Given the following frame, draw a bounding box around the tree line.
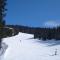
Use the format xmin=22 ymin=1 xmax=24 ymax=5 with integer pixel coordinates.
xmin=0 ymin=24 xmax=60 ymax=42
xmin=6 ymin=25 xmax=60 ymax=40
xmin=34 ymin=27 xmax=60 ymax=40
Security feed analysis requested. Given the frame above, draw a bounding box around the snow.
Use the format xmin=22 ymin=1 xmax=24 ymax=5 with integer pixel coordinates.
xmin=43 ymin=21 xmax=60 ymax=28
xmin=0 ymin=32 xmax=60 ymax=60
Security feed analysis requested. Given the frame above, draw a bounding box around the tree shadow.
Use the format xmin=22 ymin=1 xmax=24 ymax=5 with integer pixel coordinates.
xmin=28 ymin=37 xmax=34 ymax=39
xmin=35 ymin=39 xmax=60 ymax=47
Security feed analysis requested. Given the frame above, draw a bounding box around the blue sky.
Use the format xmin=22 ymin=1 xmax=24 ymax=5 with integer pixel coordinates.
xmin=5 ymin=0 xmax=60 ymax=27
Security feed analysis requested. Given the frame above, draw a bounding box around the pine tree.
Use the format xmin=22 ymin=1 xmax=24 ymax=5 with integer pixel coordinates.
xmin=0 ymin=0 xmax=7 ymax=49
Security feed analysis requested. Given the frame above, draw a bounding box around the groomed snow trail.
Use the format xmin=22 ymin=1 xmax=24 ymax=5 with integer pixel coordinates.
xmin=1 ymin=32 xmax=60 ymax=60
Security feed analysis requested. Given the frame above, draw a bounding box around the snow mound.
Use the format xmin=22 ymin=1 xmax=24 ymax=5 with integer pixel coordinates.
xmin=0 ymin=43 xmax=8 ymax=56
xmin=0 ymin=42 xmax=8 ymax=60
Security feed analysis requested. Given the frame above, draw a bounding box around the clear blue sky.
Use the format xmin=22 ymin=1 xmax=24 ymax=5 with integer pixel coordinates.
xmin=5 ymin=0 xmax=60 ymax=27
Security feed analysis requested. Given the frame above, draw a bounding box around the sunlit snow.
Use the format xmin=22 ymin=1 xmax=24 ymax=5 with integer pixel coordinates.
xmin=0 ymin=32 xmax=60 ymax=60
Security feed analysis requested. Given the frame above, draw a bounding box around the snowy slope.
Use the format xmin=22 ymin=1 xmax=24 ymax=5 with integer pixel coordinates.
xmin=1 ymin=32 xmax=60 ymax=60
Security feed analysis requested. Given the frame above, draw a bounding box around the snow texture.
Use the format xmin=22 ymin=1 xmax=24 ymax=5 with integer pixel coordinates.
xmin=0 ymin=42 xmax=8 ymax=60
xmin=0 ymin=32 xmax=60 ymax=60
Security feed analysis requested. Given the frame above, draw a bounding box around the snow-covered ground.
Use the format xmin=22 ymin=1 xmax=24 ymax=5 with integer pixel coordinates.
xmin=0 ymin=32 xmax=60 ymax=60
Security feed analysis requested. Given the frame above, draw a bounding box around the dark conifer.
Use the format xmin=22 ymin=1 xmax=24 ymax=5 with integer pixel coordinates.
xmin=0 ymin=0 xmax=7 ymax=49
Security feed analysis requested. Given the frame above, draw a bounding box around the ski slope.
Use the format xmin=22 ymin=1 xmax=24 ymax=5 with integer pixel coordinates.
xmin=1 ymin=32 xmax=60 ymax=60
